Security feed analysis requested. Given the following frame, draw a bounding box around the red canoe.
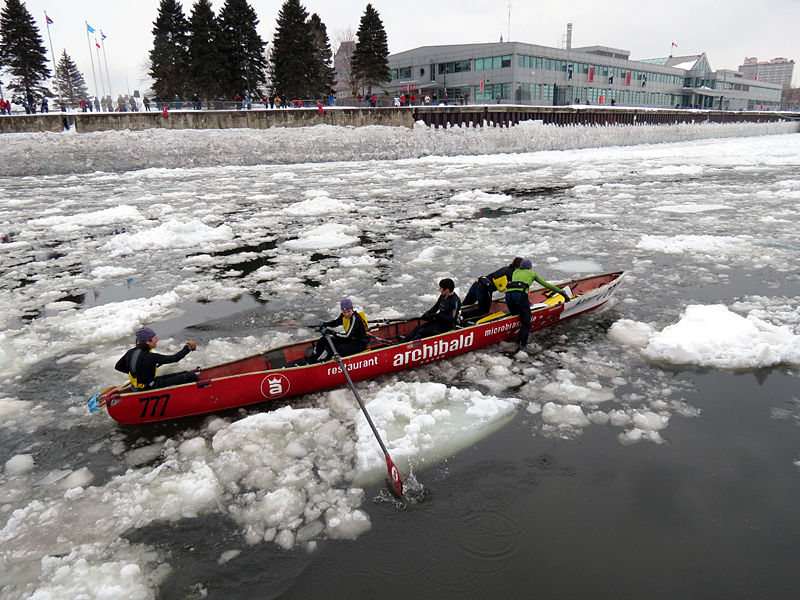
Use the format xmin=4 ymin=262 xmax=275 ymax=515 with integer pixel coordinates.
xmin=98 ymin=271 xmax=624 ymax=424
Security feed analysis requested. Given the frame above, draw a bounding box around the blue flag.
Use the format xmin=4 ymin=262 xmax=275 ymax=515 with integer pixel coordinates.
xmin=87 ymin=23 xmax=96 ymax=33
xmin=45 ymin=13 xmax=54 ymax=25
xmin=101 ymin=31 xmax=107 ymax=40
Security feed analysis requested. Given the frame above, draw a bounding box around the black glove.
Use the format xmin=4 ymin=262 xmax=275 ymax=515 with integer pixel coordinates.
xmin=560 ymin=289 xmax=571 ymax=302
xmin=422 ymin=313 xmax=433 ymax=321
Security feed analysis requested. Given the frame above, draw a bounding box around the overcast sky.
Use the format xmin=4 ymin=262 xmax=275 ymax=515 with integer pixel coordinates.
xmin=10 ymin=0 xmax=799 ymax=98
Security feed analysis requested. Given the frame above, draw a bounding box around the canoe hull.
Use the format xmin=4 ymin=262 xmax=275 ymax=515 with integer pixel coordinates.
xmin=106 ymin=271 xmax=624 ymax=424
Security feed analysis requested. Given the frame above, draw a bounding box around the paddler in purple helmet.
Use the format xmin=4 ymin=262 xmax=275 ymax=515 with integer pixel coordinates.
xmin=115 ymin=327 xmax=200 ymax=390
xmin=306 ymin=298 xmax=370 ymax=364
xmin=505 ymin=260 xmax=571 ymax=352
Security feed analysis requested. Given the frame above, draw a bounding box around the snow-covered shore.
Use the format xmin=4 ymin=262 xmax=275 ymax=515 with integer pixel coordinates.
xmin=2 ymin=119 xmax=797 ymax=177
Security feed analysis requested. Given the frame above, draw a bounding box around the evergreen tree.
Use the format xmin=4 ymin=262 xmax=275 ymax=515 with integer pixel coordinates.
xmin=187 ymin=0 xmax=225 ymax=100
xmin=0 ymin=0 xmax=51 ymax=106
xmin=309 ymin=13 xmax=335 ymax=98
xmin=149 ymin=0 xmax=189 ymax=100
xmin=55 ymin=50 xmax=88 ymax=106
xmin=269 ymin=0 xmax=319 ymax=99
xmin=350 ymin=4 xmax=389 ymax=95
xmin=218 ymin=0 xmax=267 ymax=98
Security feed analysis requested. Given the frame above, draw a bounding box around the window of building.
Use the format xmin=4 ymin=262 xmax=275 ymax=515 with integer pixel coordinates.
xmin=518 ymin=55 xmax=543 ymax=69
xmin=437 ymin=60 xmax=471 ymax=75
xmin=390 ymin=67 xmax=412 ymax=80
xmin=545 ymin=59 xmax=567 ymax=72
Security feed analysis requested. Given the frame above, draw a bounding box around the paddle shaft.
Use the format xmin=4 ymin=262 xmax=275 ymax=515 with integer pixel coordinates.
xmin=322 ymin=331 xmax=403 ymax=495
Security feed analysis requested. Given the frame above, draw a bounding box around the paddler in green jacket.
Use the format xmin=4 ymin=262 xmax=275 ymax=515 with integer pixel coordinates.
xmin=505 ymin=259 xmax=571 ymax=352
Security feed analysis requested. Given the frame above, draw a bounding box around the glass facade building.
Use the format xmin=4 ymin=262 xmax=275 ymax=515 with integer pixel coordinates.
xmin=386 ymin=42 xmax=782 ymax=110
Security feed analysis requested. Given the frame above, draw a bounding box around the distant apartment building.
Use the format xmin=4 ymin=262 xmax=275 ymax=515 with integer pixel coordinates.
xmin=738 ymin=57 xmax=795 ymax=89
xmin=384 ymin=41 xmax=782 ymax=110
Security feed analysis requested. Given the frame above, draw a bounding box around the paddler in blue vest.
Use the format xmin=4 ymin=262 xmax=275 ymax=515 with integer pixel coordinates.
xmin=306 ymin=298 xmax=370 ymax=363
xmin=505 ymin=260 xmax=570 ymax=352
xmin=400 ymin=278 xmax=461 ymax=342
xmin=462 ymin=256 xmax=523 ymax=319
xmin=115 ymin=327 xmax=199 ymax=390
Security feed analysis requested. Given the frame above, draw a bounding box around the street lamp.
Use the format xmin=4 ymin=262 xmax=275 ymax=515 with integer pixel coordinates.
xmin=244 ymin=59 xmax=250 ymax=109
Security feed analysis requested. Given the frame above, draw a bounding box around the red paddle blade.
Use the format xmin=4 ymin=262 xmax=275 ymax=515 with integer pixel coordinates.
xmin=385 ymin=454 xmax=403 ymax=497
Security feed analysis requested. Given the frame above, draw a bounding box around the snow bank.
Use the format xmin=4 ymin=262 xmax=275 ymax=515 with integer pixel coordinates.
xmin=2 ymin=120 xmax=796 ymax=177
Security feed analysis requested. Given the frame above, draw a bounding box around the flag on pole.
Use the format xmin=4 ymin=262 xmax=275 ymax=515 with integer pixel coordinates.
xmin=101 ymin=31 xmax=107 ymax=40
xmin=87 ymin=23 xmax=96 ymax=33
xmin=95 ymin=40 xmax=101 ymax=49
xmin=672 ymin=42 xmax=678 ymax=48
xmin=45 ymin=13 xmax=53 ymax=25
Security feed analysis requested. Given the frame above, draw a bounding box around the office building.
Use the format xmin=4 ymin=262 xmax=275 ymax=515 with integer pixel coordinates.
xmin=386 ymin=40 xmax=782 ymax=110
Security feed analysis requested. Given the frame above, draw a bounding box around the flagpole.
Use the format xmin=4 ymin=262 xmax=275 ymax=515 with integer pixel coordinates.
xmin=44 ymin=13 xmax=62 ymax=103
xmin=85 ymin=22 xmax=100 ymax=101
xmin=95 ymin=41 xmax=106 ymax=99
xmin=100 ymin=31 xmax=113 ymax=99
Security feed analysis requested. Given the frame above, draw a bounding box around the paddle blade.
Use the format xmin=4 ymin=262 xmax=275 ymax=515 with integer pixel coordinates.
xmin=476 ymin=310 xmax=508 ymax=324
xmin=87 ymin=393 xmax=102 ymax=413
xmin=385 ymin=454 xmax=403 ymax=497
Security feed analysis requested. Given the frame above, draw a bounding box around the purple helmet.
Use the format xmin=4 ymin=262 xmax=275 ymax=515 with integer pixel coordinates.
xmin=136 ymin=327 xmax=156 ymax=343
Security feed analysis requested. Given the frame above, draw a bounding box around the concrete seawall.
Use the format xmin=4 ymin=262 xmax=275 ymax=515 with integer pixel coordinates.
xmin=0 ymin=108 xmax=414 ymax=134
xmin=0 ymin=106 xmax=793 ymax=135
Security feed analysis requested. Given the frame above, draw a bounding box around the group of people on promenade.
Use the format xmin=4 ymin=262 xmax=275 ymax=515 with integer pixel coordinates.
xmin=116 ymin=259 xmax=571 ymax=389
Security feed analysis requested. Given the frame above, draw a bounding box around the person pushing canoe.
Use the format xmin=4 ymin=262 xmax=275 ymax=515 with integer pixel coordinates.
xmin=115 ymin=327 xmax=200 ymax=390
xmin=505 ymin=260 xmax=571 ymax=352
xmin=462 ymin=256 xmax=524 ymax=318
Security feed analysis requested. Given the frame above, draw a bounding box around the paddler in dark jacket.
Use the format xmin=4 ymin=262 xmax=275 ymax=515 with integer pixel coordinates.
xmin=505 ymin=260 xmax=570 ymax=352
xmin=307 ymin=298 xmax=370 ymax=363
xmin=462 ymin=256 xmax=524 ymax=318
xmin=115 ymin=327 xmax=199 ymax=390
xmin=400 ymin=278 xmax=461 ymax=342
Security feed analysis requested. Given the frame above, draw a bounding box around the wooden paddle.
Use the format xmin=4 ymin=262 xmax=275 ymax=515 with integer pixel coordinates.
xmin=322 ymin=330 xmax=404 ymax=496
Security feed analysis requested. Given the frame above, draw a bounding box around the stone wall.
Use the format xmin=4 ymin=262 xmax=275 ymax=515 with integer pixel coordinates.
xmin=0 ymin=108 xmax=415 ymax=134
xmin=0 ymin=106 xmax=793 ymax=135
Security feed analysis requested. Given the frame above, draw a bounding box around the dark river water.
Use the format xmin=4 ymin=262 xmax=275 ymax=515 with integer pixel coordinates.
xmin=122 ymin=356 xmax=800 ymax=600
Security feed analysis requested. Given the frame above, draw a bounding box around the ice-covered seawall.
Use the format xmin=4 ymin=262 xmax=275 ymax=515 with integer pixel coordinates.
xmin=3 ymin=119 xmax=797 ymax=177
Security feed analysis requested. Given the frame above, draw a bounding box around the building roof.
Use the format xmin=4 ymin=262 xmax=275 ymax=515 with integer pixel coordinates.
xmin=640 ymin=54 xmax=711 ymax=72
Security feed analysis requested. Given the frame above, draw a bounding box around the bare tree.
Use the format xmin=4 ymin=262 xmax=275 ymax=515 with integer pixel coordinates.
xmin=332 ymin=26 xmax=357 ymax=98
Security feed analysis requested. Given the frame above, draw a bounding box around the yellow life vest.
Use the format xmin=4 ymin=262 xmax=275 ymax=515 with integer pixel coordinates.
xmin=127 ymin=348 xmax=156 ymax=389
xmin=492 ymin=275 xmax=509 ymax=292
xmin=343 ymin=311 xmax=369 ymax=332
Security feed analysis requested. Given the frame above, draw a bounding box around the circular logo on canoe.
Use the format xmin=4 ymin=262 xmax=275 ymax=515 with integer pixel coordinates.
xmin=261 ymin=373 xmax=290 ymax=399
